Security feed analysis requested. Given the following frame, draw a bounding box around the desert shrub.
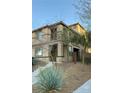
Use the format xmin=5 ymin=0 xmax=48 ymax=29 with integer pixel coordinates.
xmin=37 ymin=67 xmax=64 ymax=93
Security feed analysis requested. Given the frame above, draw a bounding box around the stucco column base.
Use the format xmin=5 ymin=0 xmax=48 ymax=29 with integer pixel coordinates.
xmin=56 ymin=57 xmax=63 ymax=63
xmin=38 ymin=58 xmax=49 ymax=62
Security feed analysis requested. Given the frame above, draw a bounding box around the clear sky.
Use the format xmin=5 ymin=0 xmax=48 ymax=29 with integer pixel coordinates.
xmin=32 ymin=0 xmax=85 ymax=30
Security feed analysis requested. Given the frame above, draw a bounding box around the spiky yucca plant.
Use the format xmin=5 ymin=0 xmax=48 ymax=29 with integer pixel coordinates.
xmin=37 ymin=67 xmax=64 ymax=93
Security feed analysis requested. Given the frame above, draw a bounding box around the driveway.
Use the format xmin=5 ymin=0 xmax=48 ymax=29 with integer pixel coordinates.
xmin=73 ymin=79 xmax=91 ymax=93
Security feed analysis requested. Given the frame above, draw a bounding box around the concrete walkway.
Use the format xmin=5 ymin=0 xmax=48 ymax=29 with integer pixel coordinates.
xmin=73 ymin=79 xmax=91 ymax=93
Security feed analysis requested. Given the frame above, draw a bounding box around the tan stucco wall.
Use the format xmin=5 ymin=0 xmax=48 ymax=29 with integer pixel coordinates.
xmin=57 ymin=24 xmax=63 ymax=31
xmin=32 ymin=48 xmax=35 ymax=57
xmin=77 ymin=24 xmax=86 ymax=35
xmin=32 ymin=32 xmax=36 ymax=42
xmin=32 ymin=23 xmax=83 ymax=62
xmin=70 ymin=23 xmax=86 ymax=35
xmin=43 ymin=45 xmax=49 ymax=56
xmin=32 ymin=32 xmax=36 ymax=38
xmin=32 ymin=27 xmax=51 ymax=46
xmin=42 ymin=28 xmax=51 ymax=42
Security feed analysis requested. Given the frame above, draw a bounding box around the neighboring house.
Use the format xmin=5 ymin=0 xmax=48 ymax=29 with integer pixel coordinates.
xmin=32 ymin=21 xmax=86 ymax=63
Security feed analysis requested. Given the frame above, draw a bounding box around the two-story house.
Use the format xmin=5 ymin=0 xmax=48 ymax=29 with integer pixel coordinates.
xmin=32 ymin=21 xmax=86 ymax=63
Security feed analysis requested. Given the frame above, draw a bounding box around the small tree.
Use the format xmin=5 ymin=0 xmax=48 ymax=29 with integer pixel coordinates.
xmin=74 ymin=0 xmax=91 ymax=64
xmin=61 ymin=28 xmax=83 ymax=63
xmin=61 ymin=28 xmax=71 ymax=62
xmin=81 ymin=33 xmax=89 ymax=64
xmin=74 ymin=0 xmax=91 ymax=31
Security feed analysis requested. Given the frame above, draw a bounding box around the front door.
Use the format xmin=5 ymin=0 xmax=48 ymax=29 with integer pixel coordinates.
xmin=73 ymin=52 xmax=77 ymax=64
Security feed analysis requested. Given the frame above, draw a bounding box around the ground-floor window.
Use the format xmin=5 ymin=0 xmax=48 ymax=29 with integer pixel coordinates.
xmin=35 ymin=48 xmax=43 ymax=57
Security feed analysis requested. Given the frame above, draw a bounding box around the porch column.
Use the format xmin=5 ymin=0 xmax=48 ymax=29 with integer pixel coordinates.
xmin=43 ymin=45 xmax=49 ymax=62
xmin=57 ymin=42 xmax=63 ymax=62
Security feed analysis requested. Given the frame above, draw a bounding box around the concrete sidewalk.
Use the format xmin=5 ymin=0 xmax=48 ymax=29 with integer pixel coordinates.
xmin=73 ymin=79 xmax=91 ymax=93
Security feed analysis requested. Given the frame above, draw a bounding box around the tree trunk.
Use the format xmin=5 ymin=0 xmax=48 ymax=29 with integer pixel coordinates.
xmin=67 ymin=45 xmax=69 ymax=62
xmin=82 ymin=48 xmax=85 ymax=65
xmin=83 ymin=51 xmax=85 ymax=64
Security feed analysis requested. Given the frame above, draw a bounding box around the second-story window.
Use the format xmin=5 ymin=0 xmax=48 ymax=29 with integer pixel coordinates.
xmin=36 ymin=31 xmax=44 ymax=40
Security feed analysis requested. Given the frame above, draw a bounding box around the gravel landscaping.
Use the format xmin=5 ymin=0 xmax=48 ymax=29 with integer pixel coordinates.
xmin=32 ymin=62 xmax=91 ymax=93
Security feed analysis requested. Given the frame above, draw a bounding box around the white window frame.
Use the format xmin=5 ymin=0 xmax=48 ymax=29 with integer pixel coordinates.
xmin=35 ymin=48 xmax=43 ymax=57
xmin=36 ymin=31 xmax=44 ymax=40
